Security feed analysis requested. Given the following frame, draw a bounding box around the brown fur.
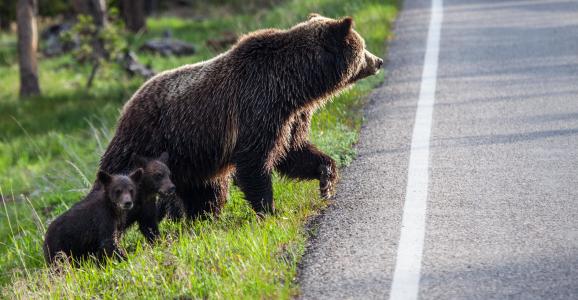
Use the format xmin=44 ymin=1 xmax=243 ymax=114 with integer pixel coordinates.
xmin=123 ymin=152 xmax=177 ymax=242
xmin=43 ymin=170 xmax=143 ymax=265
xmin=98 ymin=15 xmax=383 ymax=218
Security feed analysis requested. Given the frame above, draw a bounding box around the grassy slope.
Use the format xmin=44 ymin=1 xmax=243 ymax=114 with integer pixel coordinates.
xmin=0 ymin=0 xmax=397 ymax=298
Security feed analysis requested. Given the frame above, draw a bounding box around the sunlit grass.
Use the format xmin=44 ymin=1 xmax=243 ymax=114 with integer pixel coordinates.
xmin=0 ymin=0 xmax=397 ymax=298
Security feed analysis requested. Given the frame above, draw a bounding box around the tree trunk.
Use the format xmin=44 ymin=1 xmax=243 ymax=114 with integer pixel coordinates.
xmin=121 ymin=0 xmax=146 ymax=33
xmin=144 ymin=0 xmax=158 ymax=16
xmin=88 ymin=0 xmax=107 ymax=59
xmin=72 ymin=0 xmax=106 ymax=27
xmin=17 ymin=0 xmax=40 ymax=97
xmin=71 ymin=0 xmax=89 ymax=16
xmin=86 ymin=61 xmax=100 ymax=90
xmin=88 ymin=0 xmax=106 ymax=27
xmin=73 ymin=0 xmax=107 ymax=90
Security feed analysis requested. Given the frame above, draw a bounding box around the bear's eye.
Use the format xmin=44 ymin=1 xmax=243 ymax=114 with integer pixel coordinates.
xmin=154 ymin=173 xmax=163 ymax=180
xmin=115 ymin=189 xmax=122 ymax=196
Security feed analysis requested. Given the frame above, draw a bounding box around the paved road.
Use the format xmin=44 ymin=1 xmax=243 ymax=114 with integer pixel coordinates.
xmin=298 ymin=0 xmax=578 ymax=299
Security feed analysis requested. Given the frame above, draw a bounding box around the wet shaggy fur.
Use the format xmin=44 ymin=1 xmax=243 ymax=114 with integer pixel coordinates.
xmin=99 ymin=14 xmax=383 ymax=218
xmin=123 ymin=152 xmax=177 ymax=242
xmin=43 ymin=170 xmax=143 ymax=265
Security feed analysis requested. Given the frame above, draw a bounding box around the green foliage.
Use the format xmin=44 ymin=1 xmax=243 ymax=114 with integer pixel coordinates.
xmin=0 ymin=0 xmax=70 ymax=29
xmin=0 ymin=0 xmax=397 ymax=297
xmin=62 ymin=10 xmax=127 ymax=89
xmin=38 ymin=0 xmax=71 ymax=17
xmin=0 ymin=33 xmax=15 ymax=66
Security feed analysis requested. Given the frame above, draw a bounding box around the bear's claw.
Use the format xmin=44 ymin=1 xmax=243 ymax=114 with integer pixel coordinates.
xmin=319 ymin=162 xmax=338 ymax=199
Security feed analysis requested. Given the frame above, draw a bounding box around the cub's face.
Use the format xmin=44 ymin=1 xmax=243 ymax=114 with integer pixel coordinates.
xmin=144 ymin=160 xmax=175 ymax=196
xmin=306 ymin=14 xmax=383 ymax=84
xmin=132 ymin=152 xmax=176 ymax=196
xmin=98 ymin=169 xmax=143 ymax=210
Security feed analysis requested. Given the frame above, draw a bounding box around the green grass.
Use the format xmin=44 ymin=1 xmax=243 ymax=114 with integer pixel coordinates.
xmin=0 ymin=0 xmax=397 ymax=298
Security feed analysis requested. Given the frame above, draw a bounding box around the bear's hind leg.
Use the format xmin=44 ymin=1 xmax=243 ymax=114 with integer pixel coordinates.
xmin=235 ymin=161 xmax=274 ymax=216
xmin=177 ymin=179 xmax=229 ymax=220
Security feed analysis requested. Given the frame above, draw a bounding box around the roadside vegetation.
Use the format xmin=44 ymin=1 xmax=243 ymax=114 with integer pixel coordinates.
xmin=0 ymin=0 xmax=397 ymax=298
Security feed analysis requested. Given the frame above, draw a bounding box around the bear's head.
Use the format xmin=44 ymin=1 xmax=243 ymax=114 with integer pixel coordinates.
xmin=130 ymin=152 xmax=176 ymax=197
xmin=304 ymin=13 xmax=383 ymax=85
xmin=97 ymin=169 xmax=143 ymax=210
xmin=233 ymin=14 xmax=383 ymax=103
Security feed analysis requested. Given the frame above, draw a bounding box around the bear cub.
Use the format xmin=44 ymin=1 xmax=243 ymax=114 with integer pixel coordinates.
xmin=123 ymin=152 xmax=177 ymax=242
xmin=43 ymin=169 xmax=143 ymax=265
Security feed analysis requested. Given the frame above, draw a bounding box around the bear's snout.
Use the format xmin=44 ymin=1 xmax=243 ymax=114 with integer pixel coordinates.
xmin=366 ymin=50 xmax=383 ymax=74
xmin=351 ymin=50 xmax=383 ymax=83
xmin=121 ymin=200 xmax=133 ymax=210
xmin=376 ymin=58 xmax=384 ymax=70
xmin=166 ymin=185 xmax=176 ymax=195
xmin=119 ymin=194 xmax=134 ymax=210
xmin=161 ymin=182 xmax=177 ymax=196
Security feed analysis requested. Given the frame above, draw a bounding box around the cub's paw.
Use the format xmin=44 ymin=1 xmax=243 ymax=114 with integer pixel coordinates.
xmin=114 ymin=248 xmax=128 ymax=261
xmin=319 ymin=161 xmax=338 ymax=199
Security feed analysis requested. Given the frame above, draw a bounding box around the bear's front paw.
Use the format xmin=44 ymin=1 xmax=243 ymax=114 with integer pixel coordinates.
xmin=319 ymin=161 xmax=338 ymax=199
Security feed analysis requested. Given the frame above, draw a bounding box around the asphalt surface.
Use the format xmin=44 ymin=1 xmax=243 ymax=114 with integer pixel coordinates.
xmin=298 ymin=0 xmax=578 ymax=299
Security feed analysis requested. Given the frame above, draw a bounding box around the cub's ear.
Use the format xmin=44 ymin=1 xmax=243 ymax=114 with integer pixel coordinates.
xmin=308 ymin=13 xmax=321 ymax=20
xmin=158 ymin=152 xmax=169 ymax=164
xmin=332 ymin=17 xmax=353 ymax=39
xmin=129 ymin=168 xmax=144 ymax=183
xmin=97 ymin=171 xmax=112 ymax=186
xmin=130 ymin=153 xmax=148 ymax=167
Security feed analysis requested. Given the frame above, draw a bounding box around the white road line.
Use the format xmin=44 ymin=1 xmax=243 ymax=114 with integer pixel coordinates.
xmin=388 ymin=0 xmax=443 ymax=299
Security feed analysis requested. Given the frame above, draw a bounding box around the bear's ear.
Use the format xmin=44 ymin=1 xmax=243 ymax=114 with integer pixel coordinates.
xmin=130 ymin=153 xmax=147 ymax=167
xmin=97 ymin=171 xmax=112 ymax=186
xmin=331 ymin=17 xmax=354 ymax=39
xmin=129 ymin=168 xmax=144 ymax=184
xmin=308 ymin=13 xmax=321 ymax=20
xmin=158 ymin=152 xmax=169 ymax=164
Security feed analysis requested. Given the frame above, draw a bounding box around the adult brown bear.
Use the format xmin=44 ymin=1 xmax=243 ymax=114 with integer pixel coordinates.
xmin=99 ymin=14 xmax=383 ymax=218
